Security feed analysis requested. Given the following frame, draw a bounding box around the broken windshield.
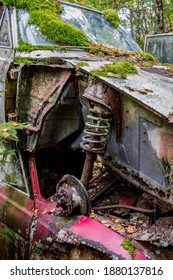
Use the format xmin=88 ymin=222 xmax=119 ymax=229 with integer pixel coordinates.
xmin=60 ymin=3 xmax=141 ymax=51
xmin=18 ymin=2 xmax=141 ymax=51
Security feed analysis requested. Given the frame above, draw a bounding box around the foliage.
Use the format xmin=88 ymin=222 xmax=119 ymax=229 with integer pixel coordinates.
xmin=28 ymin=10 xmax=89 ymax=46
xmin=121 ymin=239 xmax=136 ymax=260
xmin=0 ymin=122 xmax=27 ymax=143
xmin=14 ymin=57 xmax=51 ymax=65
xmin=0 ymin=227 xmax=15 ymax=242
xmin=138 ymin=52 xmax=158 ymax=62
xmin=165 ymin=161 xmax=173 ymax=190
xmin=135 ymin=38 xmax=144 ymax=50
xmin=91 ymin=60 xmax=138 ymax=79
xmin=14 ymin=40 xmax=55 ymax=52
xmin=75 ymin=62 xmax=89 ymax=70
xmin=0 ymin=122 xmax=27 ymax=160
xmin=164 ymin=0 xmax=173 ymax=31
xmin=104 ymin=9 xmax=120 ymax=28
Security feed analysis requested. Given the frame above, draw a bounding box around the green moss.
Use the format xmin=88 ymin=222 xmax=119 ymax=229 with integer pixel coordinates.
xmin=0 ymin=227 xmax=15 ymax=242
xmin=162 ymin=63 xmax=173 ymax=68
xmin=14 ymin=57 xmax=49 ymax=65
xmin=91 ymin=61 xmax=138 ymax=79
xmin=121 ymin=240 xmax=136 ymax=260
xmin=104 ymin=9 xmax=120 ymax=29
xmin=2 ymin=0 xmax=89 ymax=47
xmin=15 ymin=40 xmax=56 ymax=52
xmin=144 ymin=88 xmax=153 ymax=93
xmin=165 ymin=161 xmax=173 ymax=190
xmin=14 ymin=57 xmax=36 ymax=65
xmin=0 ymin=122 xmax=27 ymax=143
xmin=138 ymin=52 xmax=158 ymax=62
xmin=75 ymin=62 xmax=89 ymax=70
xmin=29 ymin=10 xmax=89 ymax=46
xmin=0 ymin=122 xmax=27 ymax=162
xmin=135 ymin=38 xmax=144 ymax=50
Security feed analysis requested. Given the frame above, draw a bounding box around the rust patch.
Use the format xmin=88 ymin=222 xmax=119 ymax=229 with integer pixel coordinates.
xmin=157 ymin=130 xmax=173 ymax=165
xmin=168 ymin=111 xmax=173 ymax=123
xmin=81 ymin=153 xmax=95 ymax=189
xmin=16 ymin=65 xmax=72 ymax=128
xmin=141 ymin=67 xmax=173 ymax=79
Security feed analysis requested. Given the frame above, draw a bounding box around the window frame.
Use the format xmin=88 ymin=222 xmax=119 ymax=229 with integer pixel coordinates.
xmin=0 ymin=7 xmax=12 ymax=49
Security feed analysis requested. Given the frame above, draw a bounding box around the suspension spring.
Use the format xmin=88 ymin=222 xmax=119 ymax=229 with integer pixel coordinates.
xmin=80 ymin=102 xmax=112 ymax=154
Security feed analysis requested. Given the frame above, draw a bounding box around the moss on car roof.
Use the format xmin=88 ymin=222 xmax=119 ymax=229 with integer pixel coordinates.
xmin=1 ymin=0 xmax=89 ymax=46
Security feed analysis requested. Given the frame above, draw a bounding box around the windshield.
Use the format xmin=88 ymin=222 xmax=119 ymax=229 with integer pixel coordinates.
xmin=18 ymin=3 xmax=141 ymax=51
xmin=60 ymin=4 xmax=141 ymax=51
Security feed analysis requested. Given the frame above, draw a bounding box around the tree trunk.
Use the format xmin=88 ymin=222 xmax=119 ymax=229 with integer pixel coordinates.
xmin=156 ymin=0 xmax=164 ymax=32
xmin=129 ymin=7 xmax=134 ymax=38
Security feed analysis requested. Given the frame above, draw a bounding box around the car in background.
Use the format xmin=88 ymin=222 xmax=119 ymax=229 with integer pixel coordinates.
xmin=145 ymin=33 xmax=173 ymax=64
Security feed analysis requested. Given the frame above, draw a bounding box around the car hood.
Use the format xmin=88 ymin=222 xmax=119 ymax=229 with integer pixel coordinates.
xmin=15 ymin=49 xmax=173 ymax=123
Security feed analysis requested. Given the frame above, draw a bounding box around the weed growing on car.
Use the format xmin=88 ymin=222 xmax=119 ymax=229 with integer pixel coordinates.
xmin=121 ymin=240 xmax=136 ymax=260
xmin=104 ymin=9 xmax=120 ymax=29
xmin=0 ymin=122 xmax=27 ymax=161
xmin=91 ymin=61 xmax=138 ymax=79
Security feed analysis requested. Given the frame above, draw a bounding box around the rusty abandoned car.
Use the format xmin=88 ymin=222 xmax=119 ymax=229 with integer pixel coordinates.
xmin=0 ymin=0 xmax=173 ymax=260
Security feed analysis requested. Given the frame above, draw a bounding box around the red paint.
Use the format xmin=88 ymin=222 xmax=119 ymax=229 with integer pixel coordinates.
xmin=28 ymin=152 xmax=41 ymax=198
xmin=67 ymin=217 xmax=148 ymax=260
xmin=0 ymin=152 xmax=149 ymax=260
xmin=27 ymin=153 xmax=148 ymax=259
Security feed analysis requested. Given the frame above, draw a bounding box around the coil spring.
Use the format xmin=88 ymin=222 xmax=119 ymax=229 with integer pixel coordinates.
xmin=80 ymin=102 xmax=112 ymax=153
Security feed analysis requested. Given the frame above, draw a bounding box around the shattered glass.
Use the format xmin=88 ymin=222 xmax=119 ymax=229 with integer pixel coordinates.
xmin=0 ymin=8 xmax=11 ymax=47
xmin=17 ymin=3 xmax=141 ymax=51
xmin=61 ymin=4 xmax=141 ymax=51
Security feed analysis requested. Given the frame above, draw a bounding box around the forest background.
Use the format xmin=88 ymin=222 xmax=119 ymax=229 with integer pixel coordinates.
xmin=68 ymin=0 xmax=173 ymax=49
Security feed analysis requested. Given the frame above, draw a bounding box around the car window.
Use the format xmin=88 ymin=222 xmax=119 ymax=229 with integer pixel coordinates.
xmin=17 ymin=3 xmax=141 ymax=51
xmin=18 ymin=9 xmax=56 ymax=46
xmin=0 ymin=142 xmax=29 ymax=194
xmin=0 ymin=6 xmax=11 ymax=47
xmin=60 ymin=4 xmax=141 ymax=51
xmin=145 ymin=34 xmax=173 ymax=64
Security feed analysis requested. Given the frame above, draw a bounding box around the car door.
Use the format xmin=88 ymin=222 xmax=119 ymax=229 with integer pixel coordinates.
xmin=0 ymin=145 xmax=34 ymax=259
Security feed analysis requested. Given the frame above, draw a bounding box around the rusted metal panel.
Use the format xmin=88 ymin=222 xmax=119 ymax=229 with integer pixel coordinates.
xmin=30 ymin=211 xmax=148 ymax=260
xmin=77 ymin=62 xmax=173 ymax=121
xmin=16 ymin=65 xmax=72 ymax=126
xmin=60 ymin=216 xmax=148 ymax=260
xmin=16 ymin=64 xmax=83 ymax=151
xmin=80 ymin=78 xmax=173 ymax=209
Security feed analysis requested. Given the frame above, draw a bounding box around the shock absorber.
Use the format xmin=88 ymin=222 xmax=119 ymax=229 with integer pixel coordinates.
xmin=56 ymin=101 xmax=112 ymax=216
xmin=81 ymin=102 xmax=112 ymax=153
xmin=80 ymin=102 xmax=112 ymax=188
